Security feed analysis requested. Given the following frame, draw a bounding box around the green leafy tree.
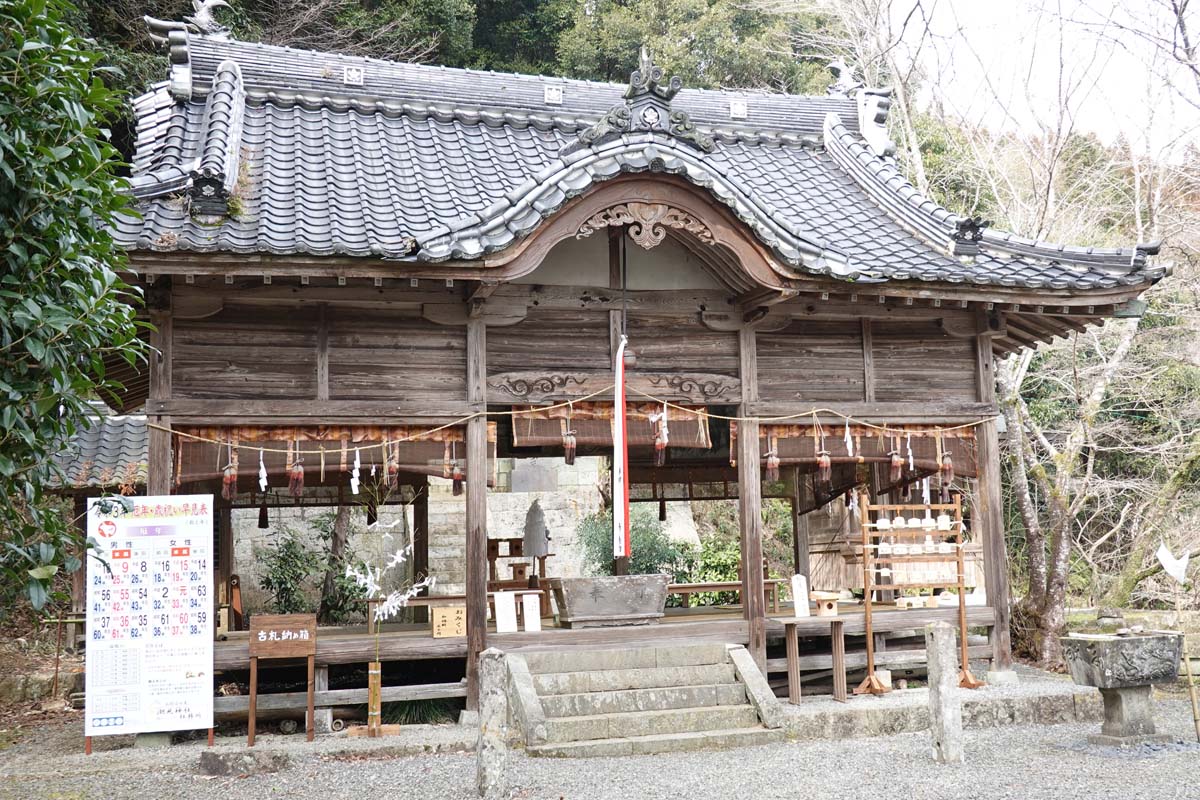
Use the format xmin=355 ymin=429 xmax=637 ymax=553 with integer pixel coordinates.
xmin=557 ymin=0 xmax=828 ymax=92
xmin=256 ymin=528 xmax=324 ymax=614
xmin=578 ymin=507 xmax=696 ymax=579
xmin=0 ymin=0 xmax=144 ymax=613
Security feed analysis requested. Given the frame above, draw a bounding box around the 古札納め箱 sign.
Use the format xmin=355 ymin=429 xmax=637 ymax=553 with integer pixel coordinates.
xmin=84 ymin=495 xmax=214 ymax=737
xmin=249 ymin=613 xmax=317 ymax=658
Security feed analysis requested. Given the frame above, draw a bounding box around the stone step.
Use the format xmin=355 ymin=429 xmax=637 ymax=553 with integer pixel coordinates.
xmin=541 ymin=683 xmax=747 ymax=717
xmin=533 ymin=663 xmax=738 ymax=695
xmin=527 ymin=726 xmax=783 ymax=758
xmin=543 ymin=704 xmax=760 ymax=743
xmin=523 ymin=643 xmax=729 ymax=675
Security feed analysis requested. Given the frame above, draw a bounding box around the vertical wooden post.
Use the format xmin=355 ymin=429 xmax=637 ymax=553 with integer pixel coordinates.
xmin=412 ymin=479 xmax=430 ymax=624
xmin=315 ymin=303 xmax=330 ymax=401
xmin=465 ymin=318 xmax=488 ymax=710
xmin=247 ymin=656 xmax=258 ymax=747
xmin=790 ymin=467 xmax=810 ymax=580
xmin=314 ymin=664 xmax=331 ymax=734
xmin=738 ymin=327 xmax=766 ymax=669
xmin=69 ymin=494 xmax=87 ymax=650
xmin=217 ymin=503 xmax=233 ymax=603
xmin=831 ymin=619 xmax=848 ymax=702
xmin=785 ymin=621 xmax=800 ymax=704
xmin=367 ymin=661 xmax=382 ymax=736
xmin=305 ymin=654 xmax=316 ymax=741
xmin=147 ymin=295 xmax=173 ymax=496
xmin=974 ymin=325 xmax=1013 ymax=672
xmin=608 ymin=230 xmax=631 ymax=576
xmin=976 ymin=418 xmax=1013 ymax=671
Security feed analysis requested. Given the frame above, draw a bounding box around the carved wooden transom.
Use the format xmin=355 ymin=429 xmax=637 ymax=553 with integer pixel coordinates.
xmin=576 ymin=202 xmax=716 ymax=250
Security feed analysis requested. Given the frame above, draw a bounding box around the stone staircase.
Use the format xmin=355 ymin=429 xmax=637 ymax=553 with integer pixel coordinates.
xmin=508 ymin=643 xmax=784 ymax=757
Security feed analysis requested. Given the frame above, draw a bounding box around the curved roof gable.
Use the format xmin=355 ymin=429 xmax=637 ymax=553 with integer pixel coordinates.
xmin=114 ymin=20 xmax=1165 ymax=298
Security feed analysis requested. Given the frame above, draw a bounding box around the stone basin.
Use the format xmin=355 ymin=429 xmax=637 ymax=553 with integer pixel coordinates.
xmin=1060 ymin=632 xmax=1182 ymax=746
xmin=548 ymin=575 xmax=670 ymax=629
xmin=1060 ymin=632 xmax=1182 ymax=689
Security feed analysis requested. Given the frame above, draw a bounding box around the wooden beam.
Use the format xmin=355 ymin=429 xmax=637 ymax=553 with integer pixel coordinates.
xmin=148 ymin=300 xmax=173 ymax=496
xmin=791 ymin=467 xmax=810 ymax=580
xmin=147 ymin=399 xmax=476 ymax=419
xmin=975 ymin=415 xmax=1013 ymax=671
xmin=412 ymin=479 xmax=430 ymax=624
xmin=214 ymin=682 xmax=467 ymax=715
xmin=738 ymin=326 xmax=766 ymax=669
xmin=464 ymin=318 xmax=488 ymax=710
xmin=861 ymin=318 xmax=875 ymax=402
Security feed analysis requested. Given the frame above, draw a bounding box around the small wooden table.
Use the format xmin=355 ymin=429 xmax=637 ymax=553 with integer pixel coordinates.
xmin=668 ymin=579 xmax=782 ymax=613
xmin=780 ymin=615 xmax=848 ymax=704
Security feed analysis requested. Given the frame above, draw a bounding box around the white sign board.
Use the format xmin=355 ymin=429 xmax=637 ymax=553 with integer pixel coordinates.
xmin=85 ymin=495 xmax=214 ymax=736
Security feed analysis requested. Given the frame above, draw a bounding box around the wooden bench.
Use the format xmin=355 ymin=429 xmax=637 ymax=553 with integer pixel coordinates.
xmin=779 ymin=615 xmax=848 ymax=704
xmin=366 ymin=589 xmax=546 ymax=632
xmin=668 ymin=579 xmax=783 ymax=613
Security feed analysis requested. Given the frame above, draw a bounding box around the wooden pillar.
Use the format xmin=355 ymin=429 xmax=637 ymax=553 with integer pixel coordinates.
xmin=465 ymin=319 xmax=488 ymax=710
xmin=975 ymin=325 xmax=1013 ymax=670
xmin=69 ymin=494 xmax=87 ymax=649
xmin=217 ymin=503 xmax=233 ymax=601
xmin=147 ymin=295 xmax=173 ymax=496
xmin=608 ymin=229 xmax=630 ymax=575
xmin=976 ymin=418 xmax=1013 ymax=670
xmin=313 ymin=664 xmax=331 ymax=734
xmin=790 ymin=467 xmax=810 ymax=580
xmin=413 ymin=479 xmax=430 ymax=624
xmin=738 ymin=327 xmax=766 ymax=669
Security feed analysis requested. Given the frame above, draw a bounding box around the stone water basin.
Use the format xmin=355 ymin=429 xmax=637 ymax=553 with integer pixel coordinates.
xmin=548 ymin=575 xmax=669 ymax=629
xmin=1061 ymin=631 xmax=1183 ymax=746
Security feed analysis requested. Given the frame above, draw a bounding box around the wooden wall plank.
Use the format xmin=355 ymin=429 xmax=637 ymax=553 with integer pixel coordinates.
xmin=172 ymin=304 xmax=319 ymax=399
xmin=758 ymin=320 xmax=864 ymax=403
xmin=871 ymin=320 xmax=977 ymax=403
xmin=327 ymin=308 xmax=466 ymax=401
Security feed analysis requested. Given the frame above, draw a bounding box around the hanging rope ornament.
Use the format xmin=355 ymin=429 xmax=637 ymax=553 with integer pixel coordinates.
xmin=386 ymin=441 xmax=399 ymax=489
xmin=651 ymin=403 xmax=669 ymax=467
xmin=764 ymin=433 xmax=780 ymax=483
xmin=937 ymin=430 xmax=955 ymax=488
xmin=812 ymin=413 xmax=832 ymax=486
xmin=257 ymin=492 xmax=269 ymax=529
xmin=451 ymin=442 xmax=464 ymax=497
xmin=888 ymin=435 xmax=903 ymax=484
xmin=288 ymin=451 xmax=305 ymax=497
xmin=350 ymin=448 xmax=361 ymax=495
xmin=563 ymin=403 xmax=576 ymax=466
xmin=258 ymin=449 xmax=268 ymax=492
xmin=221 ymin=441 xmax=238 ymax=501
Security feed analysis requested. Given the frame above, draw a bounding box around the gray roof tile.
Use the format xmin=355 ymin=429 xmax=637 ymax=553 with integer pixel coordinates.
xmin=113 ymin=32 xmax=1163 ymax=294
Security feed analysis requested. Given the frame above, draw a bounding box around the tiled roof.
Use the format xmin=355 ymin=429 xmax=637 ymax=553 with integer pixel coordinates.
xmin=50 ymin=415 xmax=148 ymax=491
xmin=112 ymin=26 xmax=1164 ymax=294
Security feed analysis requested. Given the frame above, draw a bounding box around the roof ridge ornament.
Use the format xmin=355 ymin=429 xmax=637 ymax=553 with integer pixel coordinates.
xmin=565 ymin=46 xmax=714 ymax=155
xmin=826 ymin=60 xmax=863 ymax=98
xmin=146 ymin=0 xmax=232 ymax=40
xmin=626 ymin=46 xmax=683 ymax=102
xmin=145 ymin=0 xmax=233 ymax=99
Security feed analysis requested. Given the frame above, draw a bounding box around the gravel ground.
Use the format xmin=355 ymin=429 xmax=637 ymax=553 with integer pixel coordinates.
xmin=2 ymin=695 xmax=1199 ymax=800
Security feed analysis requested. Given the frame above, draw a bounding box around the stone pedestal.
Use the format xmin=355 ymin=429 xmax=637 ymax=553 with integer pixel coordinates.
xmin=476 ymin=648 xmax=508 ymax=800
xmin=1088 ymin=686 xmax=1174 ymax=746
xmin=1061 ymin=632 xmax=1182 ymax=748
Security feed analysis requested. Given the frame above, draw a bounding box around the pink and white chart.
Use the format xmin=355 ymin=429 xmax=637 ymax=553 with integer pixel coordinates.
xmin=85 ymin=495 xmax=214 ymax=737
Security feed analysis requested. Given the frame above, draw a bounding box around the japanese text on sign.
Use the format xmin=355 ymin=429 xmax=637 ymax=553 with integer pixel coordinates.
xmin=85 ymin=495 xmax=214 ymax=737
